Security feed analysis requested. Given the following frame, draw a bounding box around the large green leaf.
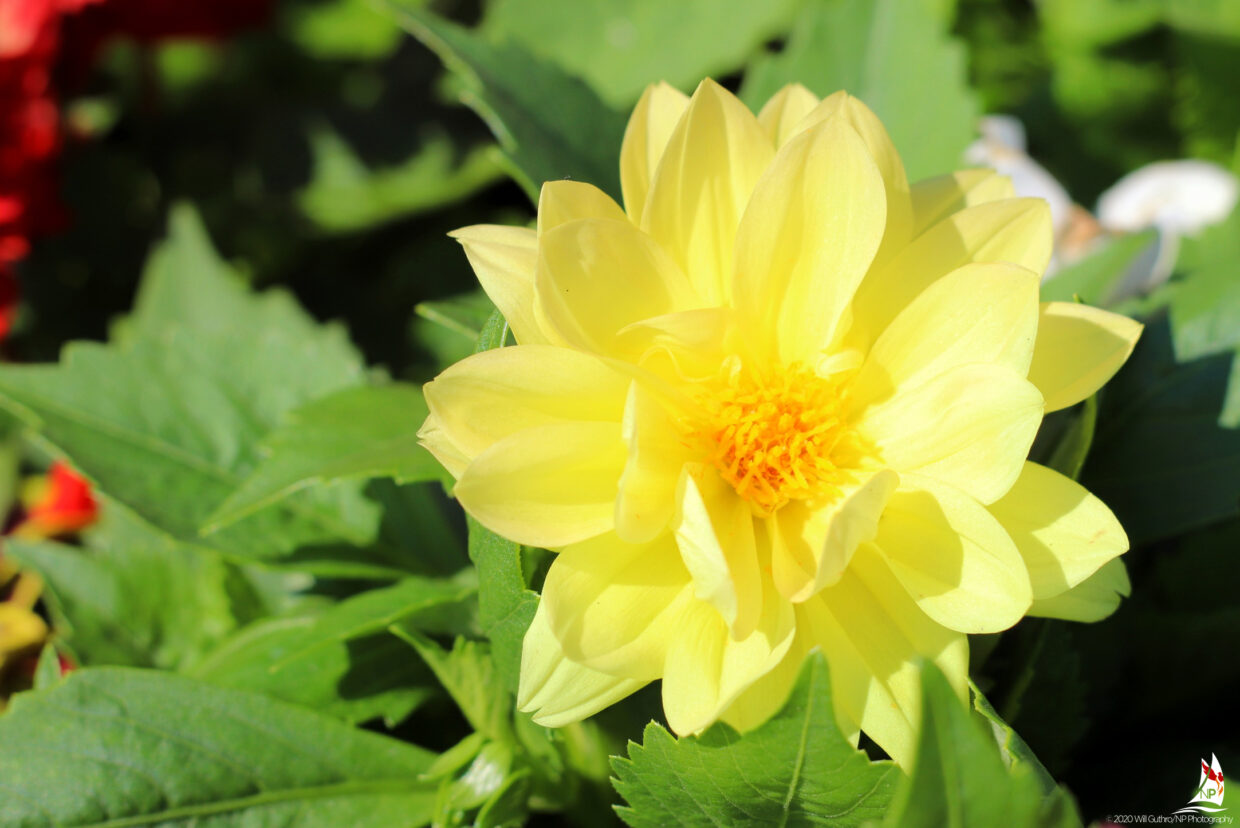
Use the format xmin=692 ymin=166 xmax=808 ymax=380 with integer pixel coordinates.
xmin=191 ymin=575 xmax=475 ymax=725
xmin=3 ymin=503 xmax=235 ymax=672
xmin=0 ymin=668 xmax=437 ymax=827
xmin=740 ymin=0 xmax=978 ymax=180
xmin=377 ymin=1 xmax=628 ymax=201
xmin=611 ymin=653 xmax=899 ymax=827
xmin=1082 ymin=316 xmax=1240 ymax=543
xmin=883 ymin=663 xmax=1081 ymax=828
xmin=466 ymin=517 xmax=539 ymax=696
xmin=204 ymin=383 xmax=444 ymax=532
xmin=0 ymin=207 xmax=420 ymax=575
xmin=481 ymin=0 xmax=800 ymax=107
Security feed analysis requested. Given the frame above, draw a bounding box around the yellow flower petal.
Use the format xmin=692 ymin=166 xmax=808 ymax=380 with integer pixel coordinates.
xmin=417 ymin=413 xmax=471 ymax=479
xmin=642 ymin=78 xmax=774 ymax=304
xmin=1028 ymin=302 xmax=1142 ymax=413
xmin=518 ymin=601 xmax=647 ymax=727
xmin=542 ymin=533 xmax=693 ymax=679
xmin=535 ymin=218 xmax=700 ymax=359
xmin=537 ymin=180 xmax=627 ymax=235
xmin=719 ymin=631 xmax=813 ymax=733
xmin=856 ymin=363 xmax=1044 ymax=503
xmin=733 ymin=116 xmax=887 ymax=365
xmin=990 ymin=461 xmax=1129 ymax=599
xmin=909 ymin=169 xmax=1015 ymax=237
xmin=768 ymin=468 xmax=900 ymax=602
xmin=792 ymin=92 xmax=914 ymax=267
xmin=756 ymin=83 xmax=820 ymax=147
xmin=615 ymin=381 xmax=695 ymax=544
xmin=620 ymin=81 xmax=690 ymax=226
xmin=850 ymin=197 xmax=1053 ymax=349
xmin=849 ymin=261 xmax=1040 ymax=413
xmin=661 ymin=572 xmax=795 ymax=735
xmin=449 ymin=224 xmax=553 ymax=345
xmin=421 ymin=344 xmax=629 ymax=463
xmin=1028 ymin=557 xmax=1130 ymax=622
xmin=454 ymin=421 xmax=626 ymax=548
xmin=673 ymin=464 xmax=763 ymax=640
xmin=801 ymin=546 xmax=968 ymax=767
xmin=874 ymin=477 xmax=1033 ymax=634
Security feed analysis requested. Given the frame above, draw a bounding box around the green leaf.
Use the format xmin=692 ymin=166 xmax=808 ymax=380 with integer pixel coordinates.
xmin=377 ymin=0 xmax=628 ymax=201
xmin=467 ymin=516 xmax=539 ymax=695
xmin=4 ymin=503 xmax=236 ymax=671
xmin=191 ymin=575 xmax=474 ymax=725
xmin=882 ymin=662 xmax=1082 ymax=828
xmin=288 ymin=0 xmax=405 ymax=60
xmin=1045 ymin=394 xmax=1097 ymax=481
xmin=394 ymin=629 xmax=512 ymax=742
xmin=1040 ymin=231 xmax=1158 ymax=306
xmin=0 ymin=207 xmax=420 ymax=574
xmin=0 ymin=668 xmax=438 ymax=826
xmin=480 ymin=0 xmax=800 ymax=107
xmin=205 ymin=384 xmax=444 ymax=532
xmin=1082 ymin=316 xmax=1240 ymax=543
xmin=31 ymin=644 xmax=64 ymax=691
xmin=969 ymin=677 xmax=1058 ymax=792
xmin=740 ymin=0 xmax=979 ymax=180
xmin=299 ymin=126 xmax=502 ymax=232
xmin=611 ymin=653 xmax=899 ymax=827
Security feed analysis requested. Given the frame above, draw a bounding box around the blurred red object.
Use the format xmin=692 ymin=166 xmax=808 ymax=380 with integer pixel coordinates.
xmin=12 ymin=461 xmax=100 ymax=538
xmin=0 ymin=262 xmax=17 ymax=338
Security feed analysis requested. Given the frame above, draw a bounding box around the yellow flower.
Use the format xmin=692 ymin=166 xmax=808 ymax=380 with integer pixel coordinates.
xmin=419 ymin=80 xmax=1141 ymax=765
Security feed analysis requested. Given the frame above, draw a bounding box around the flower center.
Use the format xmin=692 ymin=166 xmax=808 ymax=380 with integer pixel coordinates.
xmin=693 ymin=360 xmax=861 ymax=516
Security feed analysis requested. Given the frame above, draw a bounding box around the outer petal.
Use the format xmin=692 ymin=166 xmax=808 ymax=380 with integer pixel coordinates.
xmin=719 ymin=631 xmax=813 ymax=733
xmin=873 ymin=477 xmax=1033 ymax=634
xmin=1028 ymin=302 xmax=1142 ymax=413
xmin=662 ymin=570 xmax=795 ymax=735
xmin=537 ymin=180 xmax=627 ymax=235
xmin=673 ymin=465 xmax=763 ymax=640
xmin=855 ymin=363 xmax=1044 ymax=504
xmin=1028 ymin=557 xmax=1130 ymax=622
xmin=454 ymin=421 xmax=625 ymax=548
xmin=849 ymin=261 xmax=1040 ymax=413
xmin=615 ymin=381 xmax=695 ymax=544
xmin=620 ymin=81 xmax=690 ymax=226
xmin=422 ymin=344 xmax=629 ymax=462
xmin=449 ymin=224 xmax=552 ymax=345
xmin=542 ymin=532 xmax=693 ymax=680
xmin=535 ymin=218 xmax=700 ymax=359
xmin=767 ymin=468 xmax=900 ymax=603
xmin=909 ymin=169 xmax=1015 ymax=238
xmin=417 ymin=413 xmax=471 ymax=479
xmin=518 ymin=601 xmax=647 ymax=727
xmin=642 ymin=78 xmax=774 ymax=305
xmin=989 ymin=461 xmax=1129 ymax=599
xmin=732 ymin=116 xmax=887 ymax=365
xmin=850 ymin=198 xmax=1053 ymax=349
xmin=792 ymin=92 xmax=914 ymax=266
xmin=756 ymin=83 xmax=820 ymax=147
xmin=801 ymin=546 xmax=969 ymax=767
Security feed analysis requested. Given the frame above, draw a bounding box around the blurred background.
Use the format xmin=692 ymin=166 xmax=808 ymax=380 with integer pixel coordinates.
xmin=2 ymin=0 xmax=1239 ymax=822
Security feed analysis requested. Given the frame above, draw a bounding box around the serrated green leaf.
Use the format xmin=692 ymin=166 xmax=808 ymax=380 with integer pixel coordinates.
xmin=0 ymin=668 xmax=437 ymax=827
xmin=205 ymin=384 xmax=444 ymax=532
xmin=4 ymin=503 xmax=235 ymax=671
xmin=480 ymin=0 xmax=800 ymax=107
xmin=377 ymin=0 xmax=628 ymax=201
xmin=882 ymin=662 xmax=1082 ymax=828
xmin=740 ymin=0 xmax=979 ymax=180
xmin=191 ymin=575 xmax=474 ymax=725
xmin=611 ymin=653 xmax=898 ymax=827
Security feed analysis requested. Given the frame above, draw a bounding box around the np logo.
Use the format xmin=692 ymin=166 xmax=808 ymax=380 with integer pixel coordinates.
xmin=1175 ymin=753 xmax=1226 ymax=816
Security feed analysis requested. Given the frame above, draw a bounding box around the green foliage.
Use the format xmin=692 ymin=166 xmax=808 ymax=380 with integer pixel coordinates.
xmin=883 ymin=663 xmax=1082 ymax=828
xmin=481 ymin=0 xmax=801 ymax=107
xmin=0 ymin=668 xmax=438 ymax=827
xmin=378 ymin=1 xmax=628 ymax=201
xmin=611 ymin=654 xmax=899 ymax=827
xmin=741 ymin=0 xmax=979 ymax=180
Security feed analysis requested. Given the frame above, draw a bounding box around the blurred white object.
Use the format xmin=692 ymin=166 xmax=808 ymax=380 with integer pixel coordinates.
xmin=966 ymin=116 xmax=1073 ymax=242
xmin=1096 ymin=160 xmax=1238 ymax=236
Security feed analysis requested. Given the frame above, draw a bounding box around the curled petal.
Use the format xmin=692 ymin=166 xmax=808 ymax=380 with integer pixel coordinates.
xmin=449 ymin=224 xmax=551 ymax=345
xmin=1028 ymin=557 xmax=1130 ymax=622
xmin=537 ymin=180 xmax=627 ymax=235
xmin=620 ymin=81 xmax=690 ymax=226
xmin=909 ymin=169 xmax=1015 ymax=237
xmin=1028 ymin=302 xmax=1142 ymax=413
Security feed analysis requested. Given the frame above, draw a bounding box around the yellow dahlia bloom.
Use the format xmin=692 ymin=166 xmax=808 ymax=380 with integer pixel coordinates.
xmin=419 ymin=79 xmax=1141 ymax=765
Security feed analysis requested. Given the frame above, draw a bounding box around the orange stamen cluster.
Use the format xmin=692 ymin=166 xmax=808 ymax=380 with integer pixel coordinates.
xmin=695 ymin=361 xmax=859 ymax=516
